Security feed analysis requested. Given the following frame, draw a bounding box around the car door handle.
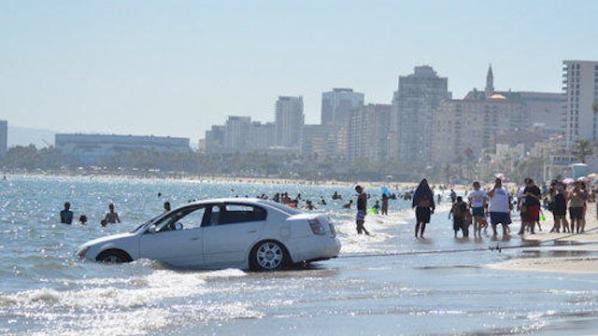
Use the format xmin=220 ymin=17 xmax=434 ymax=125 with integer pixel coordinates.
xmin=248 ymin=229 xmax=257 ymax=233
xmin=190 ymin=237 xmax=200 ymax=241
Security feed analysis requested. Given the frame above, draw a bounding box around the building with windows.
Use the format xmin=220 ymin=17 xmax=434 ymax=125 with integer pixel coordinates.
xmin=248 ymin=122 xmax=275 ymax=151
xmin=275 ymin=96 xmax=304 ymax=149
xmin=0 ymin=120 xmax=7 ymax=159
xmin=205 ymin=125 xmax=225 ymax=154
xmin=390 ymin=66 xmax=451 ymax=168
xmin=321 ymin=88 xmax=364 ymax=126
xmin=432 ymin=92 xmax=527 ymax=164
xmin=55 ymin=133 xmax=190 ymax=165
xmin=348 ymin=104 xmax=391 ymax=162
xmin=224 ymin=116 xmax=252 ymax=152
xmin=562 ymin=60 xmax=598 ymax=148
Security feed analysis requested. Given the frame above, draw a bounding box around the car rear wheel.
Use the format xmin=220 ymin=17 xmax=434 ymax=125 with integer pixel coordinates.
xmin=251 ymin=241 xmax=288 ymax=271
xmin=96 ymin=250 xmax=131 ymax=263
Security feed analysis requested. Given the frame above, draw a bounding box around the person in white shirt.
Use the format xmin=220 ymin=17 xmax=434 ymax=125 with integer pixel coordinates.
xmin=467 ymin=181 xmax=488 ymax=237
xmin=487 ymin=178 xmax=512 ymax=238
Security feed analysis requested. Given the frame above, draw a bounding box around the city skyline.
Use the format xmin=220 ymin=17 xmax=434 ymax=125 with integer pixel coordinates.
xmin=2 ymin=1 xmax=598 ymax=139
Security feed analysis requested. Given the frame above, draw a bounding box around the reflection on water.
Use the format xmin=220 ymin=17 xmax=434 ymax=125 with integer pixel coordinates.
xmin=0 ymin=175 xmax=597 ymax=335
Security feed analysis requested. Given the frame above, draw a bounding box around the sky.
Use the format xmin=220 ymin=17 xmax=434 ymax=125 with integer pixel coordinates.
xmin=1 ymin=0 xmax=597 ymax=141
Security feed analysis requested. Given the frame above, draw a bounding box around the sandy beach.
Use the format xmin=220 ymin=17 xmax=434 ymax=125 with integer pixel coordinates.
xmin=489 ymin=203 xmax=598 ymax=274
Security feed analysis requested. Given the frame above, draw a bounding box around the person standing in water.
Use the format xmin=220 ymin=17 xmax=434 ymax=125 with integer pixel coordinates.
xmin=381 ymin=193 xmax=389 ymax=216
xmin=467 ymin=181 xmax=488 ymax=238
xmin=60 ymin=202 xmax=73 ymax=224
xmin=413 ymin=179 xmax=435 ymax=238
xmin=163 ymin=201 xmax=171 ymax=213
xmin=487 ymin=178 xmax=512 ymax=238
xmin=104 ymin=203 xmax=121 ymax=224
xmin=355 ymin=185 xmax=370 ymax=235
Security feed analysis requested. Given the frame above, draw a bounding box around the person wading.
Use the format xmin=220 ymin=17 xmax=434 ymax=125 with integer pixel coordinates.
xmin=413 ymin=179 xmax=435 ymax=238
xmin=355 ymin=185 xmax=370 ymax=235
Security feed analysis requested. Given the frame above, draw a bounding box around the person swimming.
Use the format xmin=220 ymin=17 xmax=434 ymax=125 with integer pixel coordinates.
xmin=79 ymin=214 xmax=88 ymax=225
xmin=163 ymin=201 xmax=171 ymax=213
xmin=60 ymin=202 xmax=73 ymax=225
xmin=104 ymin=203 xmax=121 ymax=224
xmin=342 ymin=200 xmax=353 ymax=209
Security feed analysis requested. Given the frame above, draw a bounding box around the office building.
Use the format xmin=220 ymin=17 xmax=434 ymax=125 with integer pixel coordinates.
xmin=224 ymin=116 xmax=252 ymax=152
xmin=321 ymin=88 xmax=364 ymax=126
xmin=205 ymin=125 xmax=226 ymax=154
xmin=275 ymin=96 xmax=304 ymax=148
xmin=390 ymin=66 xmax=451 ymax=167
xmin=348 ymin=104 xmax=391 ymax=162
xmin=562 ymin=60 xmax=598 ymax=148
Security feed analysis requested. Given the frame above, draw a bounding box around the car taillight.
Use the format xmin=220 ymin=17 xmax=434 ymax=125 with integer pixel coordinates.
xmin=308 ymin=219 xmax=325 ymax=235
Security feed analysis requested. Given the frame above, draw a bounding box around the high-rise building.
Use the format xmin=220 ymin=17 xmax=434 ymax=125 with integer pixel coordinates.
xmin=0 ymin=120 xmax=7 ymax=159
xmin=248 ymin=122 xmax=275 ymax=151
xmin=321 ymin=88 xmax=364 ymax=126
xmin=390 ymin=66 xmax=451 ymax=167
xmin=301 ymin=124 xmax=328 ymax=157
xmin=519 ymin=92 xmax=564 ymax=133
xmin=348 ymin=104 xmax=391 ymax=162
xmin=275 ymin=96 xmax=304 ymax=148
xmin=562 ymin=60 xmax=598 ymax=148
xmin=205 ymin=125 xmax=226 ymax=154
xmin=431 ymin=93 xmax=527 ymax=164
xmin=224 ymin=116 xmax=252 ymax=152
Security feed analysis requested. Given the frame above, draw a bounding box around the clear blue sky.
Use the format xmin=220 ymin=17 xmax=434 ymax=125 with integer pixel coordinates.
xmin=1 ymin=0 xmax=597 ymax=140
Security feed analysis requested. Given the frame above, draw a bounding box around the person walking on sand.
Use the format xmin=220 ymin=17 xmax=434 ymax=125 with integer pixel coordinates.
xmin=355 ymin=185 xmax=370 ymax=235
xmin=467 ymin=181 xmax=488 ymax=238
xmin=60 ymin=202 xmax=74 ymax=225
xmin=487 ymin=178 xmax=512 ymax=238
xmin=104 ymin=203 xmax=121 ymax=224
xmin=413 ymin=179 xmax=435 ymax=238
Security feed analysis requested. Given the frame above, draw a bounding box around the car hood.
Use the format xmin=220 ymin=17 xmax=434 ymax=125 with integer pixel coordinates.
xmin=81 ymin=232 xmax=137 ymax=248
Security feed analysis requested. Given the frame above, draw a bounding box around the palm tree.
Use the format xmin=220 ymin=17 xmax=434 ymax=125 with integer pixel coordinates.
xmin=573 ymin=139 xmax=593 ymax=163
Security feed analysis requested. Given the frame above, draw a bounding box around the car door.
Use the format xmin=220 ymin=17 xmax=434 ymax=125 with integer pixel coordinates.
xmin=202 ymin=203 xmax=266 ymax=267
xmin=139 ymin=205 xmax=207 ymax=267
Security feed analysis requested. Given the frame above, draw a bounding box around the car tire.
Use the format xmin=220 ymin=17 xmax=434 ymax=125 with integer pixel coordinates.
xmin=250 ymin=240 xmax=289 ymax=271
xmin=96 ymin=249 xmax=132 ymax=263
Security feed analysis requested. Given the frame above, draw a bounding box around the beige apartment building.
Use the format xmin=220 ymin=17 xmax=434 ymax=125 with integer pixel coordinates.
xmin=431 ymin=92 xmax=528 ymax=164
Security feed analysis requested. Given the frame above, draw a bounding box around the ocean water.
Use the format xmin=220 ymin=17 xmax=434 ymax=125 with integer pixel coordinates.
xmin=0 ymin=175 xmax=597 ymax=335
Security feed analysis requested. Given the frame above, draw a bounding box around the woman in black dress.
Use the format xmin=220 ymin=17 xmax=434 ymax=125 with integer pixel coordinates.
xmin=412 ymin=179 xmax=435 ymax=238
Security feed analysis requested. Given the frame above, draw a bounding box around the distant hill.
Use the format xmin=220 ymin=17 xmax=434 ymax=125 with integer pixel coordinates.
xmin=7 ymin=126 xmax=56 ymax=148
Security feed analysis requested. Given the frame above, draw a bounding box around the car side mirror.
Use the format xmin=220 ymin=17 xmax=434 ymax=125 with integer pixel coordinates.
xmin=147 ymin=226 xmax=157 ymax=234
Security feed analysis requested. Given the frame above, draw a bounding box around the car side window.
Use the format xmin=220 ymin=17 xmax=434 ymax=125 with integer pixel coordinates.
xmin=153 ymin=206 xmax=206 ymax=232
xmin=218 ymin=204 xmax=267 ymax=225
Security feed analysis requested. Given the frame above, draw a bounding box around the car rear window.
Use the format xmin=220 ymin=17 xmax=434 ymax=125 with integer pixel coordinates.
xmin=218 ymin=204 xmax=267 ymax=225
xmin=261 ymin=201 xmax=302 ymax=215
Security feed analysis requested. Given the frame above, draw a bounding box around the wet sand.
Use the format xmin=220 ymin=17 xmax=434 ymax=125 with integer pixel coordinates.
xmin=489 ymin=204 xmax=598 ymax=274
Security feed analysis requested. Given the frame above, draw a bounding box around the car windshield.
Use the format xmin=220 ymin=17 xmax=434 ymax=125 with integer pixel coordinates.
xmin=130 ymin=213 xmax=165 ymax=233
xmin=261 ymin=200 xmax=302 ymax=215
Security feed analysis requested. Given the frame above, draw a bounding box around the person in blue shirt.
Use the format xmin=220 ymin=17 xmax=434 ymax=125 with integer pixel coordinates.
xmin=60 ymin=202 xmax=73 ymax=224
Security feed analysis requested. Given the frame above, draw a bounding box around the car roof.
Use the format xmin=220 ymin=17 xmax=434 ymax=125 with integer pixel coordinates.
xmin=186 ymin=198 xmax=267 ymax=206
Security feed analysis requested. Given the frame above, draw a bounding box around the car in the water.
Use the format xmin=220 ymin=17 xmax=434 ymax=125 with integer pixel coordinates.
xmin=77 ymin=198 xmax=341 ymax=271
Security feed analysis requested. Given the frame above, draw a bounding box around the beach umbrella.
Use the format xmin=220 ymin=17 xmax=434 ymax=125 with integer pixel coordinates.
xmin=562 ymin=177 xmax=575 ymax=184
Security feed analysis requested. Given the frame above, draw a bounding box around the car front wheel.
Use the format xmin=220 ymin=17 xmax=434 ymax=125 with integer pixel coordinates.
xmin=251 ymin=241 xmax=288 ymax=271
xmin=96 ymin=250 xmax=131 ymax=263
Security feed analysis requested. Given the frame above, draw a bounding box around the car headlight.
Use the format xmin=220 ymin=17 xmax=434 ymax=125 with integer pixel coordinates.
xmin=77 ymin=246 xmax=91 ymax=259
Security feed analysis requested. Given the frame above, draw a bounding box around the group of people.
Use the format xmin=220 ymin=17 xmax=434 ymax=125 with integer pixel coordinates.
xmin=411 ymin=176 xmax=594 ymax=240
xmin=60 ymin=202 xmax=121 ymax=227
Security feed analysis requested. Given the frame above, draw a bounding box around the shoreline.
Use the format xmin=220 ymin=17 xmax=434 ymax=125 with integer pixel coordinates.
xmin=487 ymin=205 xmax=598 ymax=274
